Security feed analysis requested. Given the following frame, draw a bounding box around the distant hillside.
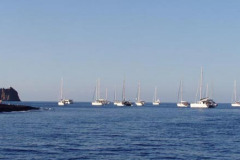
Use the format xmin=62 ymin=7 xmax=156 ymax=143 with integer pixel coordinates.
xmin=0 ymin=87 xmax=21 ymax=101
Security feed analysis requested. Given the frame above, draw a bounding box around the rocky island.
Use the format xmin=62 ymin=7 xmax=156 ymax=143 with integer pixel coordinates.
xmin=0 ymin=87 xmax=39 ymax=112
xmin=0 ymin=87 xmax=21 ymax=101
xmin=0 ymin=103 xmax=39 ymax=112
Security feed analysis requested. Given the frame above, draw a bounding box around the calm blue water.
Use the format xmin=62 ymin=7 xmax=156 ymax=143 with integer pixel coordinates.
xmin=0 ymin=102 xmax=240 ymax=159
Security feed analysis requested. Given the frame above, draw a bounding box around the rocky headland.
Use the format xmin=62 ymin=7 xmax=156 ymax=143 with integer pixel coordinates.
xmin=0 ymin=87 xmax=39 ymax=112
xmin=0 ymin=104 xmax=39 ymax=112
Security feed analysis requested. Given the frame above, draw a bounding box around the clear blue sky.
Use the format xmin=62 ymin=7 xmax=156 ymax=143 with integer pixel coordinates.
xmin=0 ymin=0 xmax=239 ymax=102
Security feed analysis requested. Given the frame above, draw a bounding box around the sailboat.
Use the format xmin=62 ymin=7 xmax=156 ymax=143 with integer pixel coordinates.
xmin=190 ymin=68 xmax=217 ymax=108
xmin=113 ymin=86 xmax=120 ymax=105
xmin=116 ymin=80 xmax=125 ymax=106
xmin=58 ymin=78 xmax=73 ymax=106
xmin=63 ymin=99 xmax=73 ymax=104
xmin=92 ymin=79 xmax=103 ymax=106
xmin=177 ymin=80 xmax=189 ymax=107
xmin=103 ymin=88 xmax=110 ymax=105
xmin=135 ymin=82 xmax=145 ymax=106
xmin=116 ymin=78 xmax=132 ymax=106
xmin=152 ymin=87 xmax=160 ymax=105
xmin=231 ymin=80 xmax=240 ymax=107
xmin=58 ymin=78 xmax=65 ymax=106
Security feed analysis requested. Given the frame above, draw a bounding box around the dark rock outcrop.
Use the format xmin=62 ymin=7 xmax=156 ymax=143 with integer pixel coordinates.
xmin=0 ymin=87 xmax=21 ymax=101
xmin=0 ymin=104 xmax=39 ymax=112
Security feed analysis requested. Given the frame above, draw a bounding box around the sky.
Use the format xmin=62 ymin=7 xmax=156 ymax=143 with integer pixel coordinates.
xmin=0 ymin=0 xmax=240 ymax=102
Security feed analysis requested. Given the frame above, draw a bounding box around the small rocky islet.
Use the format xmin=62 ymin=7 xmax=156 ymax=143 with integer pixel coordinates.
xmin=0 ymin=87 xmax=39 ymax=112
xmin=0 ymin=103 xmax=39 ymax=112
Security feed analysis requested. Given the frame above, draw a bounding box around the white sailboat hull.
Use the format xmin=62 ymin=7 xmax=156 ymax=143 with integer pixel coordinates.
xmin=58 ymin=99 xmax=73 ymax=106
xmin=135 ymin=102 xmax=144 ymax=106
xmin=177 ymin=103 xmax=188 ymax=107
xmin=116 ymin=102 xmax=124 ymax=106
xmin=64 ymin=99 xmax=73 ymax=104
xmin=92 ymin=102 xmax=103 ymax=106
xmin=153 ymin=102 xmax=160 ymax=105
xmin=190 ymin=102 xmax=208 ymax=108
xmin=231 ymin=103 xmax=240 ymax=107
xmin=116 ymin=101 xmax=132 ymax=106
xmin=58 ymin=101 xmax=65 ymax=106
xmin=177 ymin=101 xmax=189 ymax=107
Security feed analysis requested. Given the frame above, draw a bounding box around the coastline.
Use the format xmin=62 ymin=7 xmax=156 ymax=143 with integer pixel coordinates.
xmin=0 ymin=103 xmax=39 ymax=112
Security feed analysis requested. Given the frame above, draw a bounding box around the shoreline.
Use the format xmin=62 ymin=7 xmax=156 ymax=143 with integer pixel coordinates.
xmin=0 ymin=103 xmax=39 ymax=112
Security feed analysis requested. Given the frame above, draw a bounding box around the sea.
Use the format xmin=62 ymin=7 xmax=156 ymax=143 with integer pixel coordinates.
xmin=0 ymin=102 xmax=240 ymax=160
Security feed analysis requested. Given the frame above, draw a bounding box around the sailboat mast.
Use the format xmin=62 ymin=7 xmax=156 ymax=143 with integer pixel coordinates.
xmin=137 ymin=82 xmax=141 ymax=102
xmin=177 ymin=81 xmax=181 ymax=103
xmin=98 ymin=79 xmax=101 ymax=100
xmin=95 ymin=79 xmax=98 ymax=100
xmin=122 ymin=78 xmax=125 ymax=101
xmin=114 ymin=86 xmax=116 ymax=102
xmin=139 ymin=83 xmax=141 ymax=101
xmin=105 ymin=88 xmax=108 ymax=100
xmin=199 ymin=67 xmax=203 ymax=100
xmin=206 ymin=83 xmax=209 ymax=98
xmin=154 ymin=87 xmax=157 ymax=102
xmin=180 ymin=80 xmax=183 ymax=102
xmin=60 ymin=78 xmax=63 ymax=100
xmin=234 ymin=80 xmax=237 ymax=102
xmin=195 ymin=83 xmax=199 ymax=102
